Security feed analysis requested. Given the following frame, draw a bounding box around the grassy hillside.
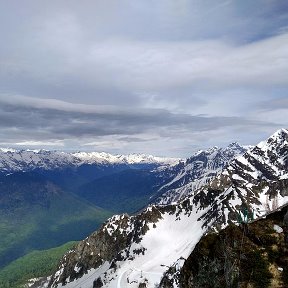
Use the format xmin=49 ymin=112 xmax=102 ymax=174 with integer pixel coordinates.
xmin=0 ymin=241 xmax=77 ymax=288
xmin=0 ymin=193 xmax=112 ymax=268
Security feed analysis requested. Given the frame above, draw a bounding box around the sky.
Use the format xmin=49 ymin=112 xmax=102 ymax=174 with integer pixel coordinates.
xmin=0 ymin=0 xmax=287 ymax=157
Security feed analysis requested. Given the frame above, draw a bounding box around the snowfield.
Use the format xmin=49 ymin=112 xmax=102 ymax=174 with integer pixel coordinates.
xmin=56 ymin=205 xmax=209 ymax=288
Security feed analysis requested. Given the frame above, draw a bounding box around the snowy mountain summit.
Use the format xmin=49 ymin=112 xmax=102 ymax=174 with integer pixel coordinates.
xmin=47 ymin=129 xmax=288 ymax=288
xmin=154 ymin=142 xmax=246 ymax=205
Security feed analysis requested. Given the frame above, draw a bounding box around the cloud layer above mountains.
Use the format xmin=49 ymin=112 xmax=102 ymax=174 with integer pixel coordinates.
xmin=0 ymin=0 xmax=287 ymax=156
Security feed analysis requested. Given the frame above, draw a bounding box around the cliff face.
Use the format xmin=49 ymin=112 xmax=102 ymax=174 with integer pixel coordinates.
xmin=172 ymin=205 xmax=288 ymax=288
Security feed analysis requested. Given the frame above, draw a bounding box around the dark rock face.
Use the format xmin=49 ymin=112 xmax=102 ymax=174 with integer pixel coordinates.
xmin=93 ymin=277 xmax=103 ymax=288
xmin=159 ymin=206 xmax=288 ymax=288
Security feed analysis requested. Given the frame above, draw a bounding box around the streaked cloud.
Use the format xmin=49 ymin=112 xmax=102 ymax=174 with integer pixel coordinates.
xmin=0 ymin=96 xmax=279 ymax=156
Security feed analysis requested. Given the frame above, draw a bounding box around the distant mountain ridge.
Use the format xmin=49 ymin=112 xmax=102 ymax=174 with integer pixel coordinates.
xmin=46 ymin=129 xmax=288 ymax=288
xmin=0 ymin=149 xmax=180 ymax=173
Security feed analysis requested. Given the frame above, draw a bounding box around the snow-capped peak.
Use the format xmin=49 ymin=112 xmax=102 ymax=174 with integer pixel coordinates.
xmin=232 ymin=128 xmax=288 ymax=182
xmin=227 ymin=142 xmax=243 ymax=150
xmin=72 ymin=151 xmax=180 ymax=165
xmin=256 ymin=128 xmax=288 ymax=151
xmin=0 ymin=148 xmax=17 ymax=153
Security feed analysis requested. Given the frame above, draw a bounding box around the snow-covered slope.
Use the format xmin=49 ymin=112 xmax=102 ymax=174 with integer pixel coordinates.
xmin=154 ymin=142 xmax=246 ymax=205
xmin=49 ymin=203 xmax=209 ymax=288
xmin=47 ymin=129 xmax=288 ymax=288
xmin=0 ymin=149 xmax=179 ymax=173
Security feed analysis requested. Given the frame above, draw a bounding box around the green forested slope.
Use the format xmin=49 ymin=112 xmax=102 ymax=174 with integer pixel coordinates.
xmin=0 ymin=241 xmax=77 ymax=288
xmin=0 ymin=172 xmax=112 ymax=268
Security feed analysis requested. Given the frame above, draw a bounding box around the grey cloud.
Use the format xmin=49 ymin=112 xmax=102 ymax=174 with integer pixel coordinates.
xmin=1 ymin=34 xmax=287 ymax=105
xmin=0 ymin=98 xmax=277 ymax=142
xmin=117 ymin=137 xmax=155 ymax=143
xmin=257 ymin=97 xmax=288 ymax=111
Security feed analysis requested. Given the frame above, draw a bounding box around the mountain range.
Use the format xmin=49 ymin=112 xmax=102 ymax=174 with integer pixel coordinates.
xmin=1 ymin=129 xmax=287 ymax=288
xmin=43 ymin=128 xmax=288 ymax=288
xmin=0 ymin=149 xmax=178 ymax=173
